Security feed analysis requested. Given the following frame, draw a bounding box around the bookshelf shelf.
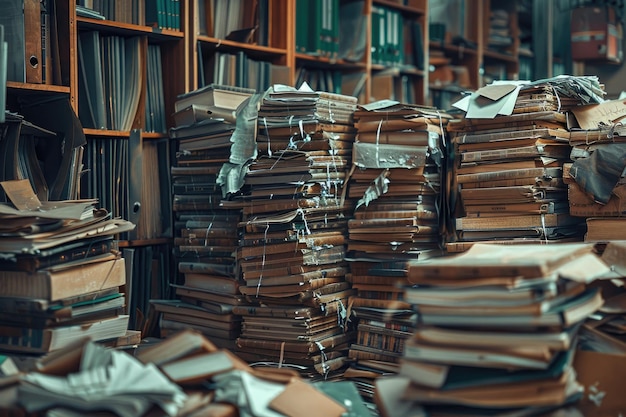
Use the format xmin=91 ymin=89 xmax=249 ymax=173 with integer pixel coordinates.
xmin=77 ymin=16 xmax=185 ymax=40
xmin=483 ymin=49 xmax=518 ymax=63
xmin=195 ymin=36 xmax=288 ymax=58
xmin=6 ymin=82 xmax=71 ymax=95
xmin=82 ymin=129 xmax=169 ymax=140
xmin=295 ymin=54 xmax=367 ymax=70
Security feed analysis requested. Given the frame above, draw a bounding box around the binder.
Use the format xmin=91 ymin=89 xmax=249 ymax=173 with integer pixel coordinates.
xmin=24 ymin=0 xmax=42 ymax=83
xmin=0 ymin=23 xmax=6 ymax=123
xmin=127 ymin=128 xmax=143 ymax=240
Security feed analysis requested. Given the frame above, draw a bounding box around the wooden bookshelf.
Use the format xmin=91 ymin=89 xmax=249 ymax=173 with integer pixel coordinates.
xmin=4 ymin=1 xmax=535 ymax=123
xmin=426 ymin=0 xmax=535 ymax=107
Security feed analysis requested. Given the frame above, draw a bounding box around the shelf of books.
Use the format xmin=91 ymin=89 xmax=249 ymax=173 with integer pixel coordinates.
xmin=188 ymin=0 xmax=293 ymax=91
xmin=427 ymin=0 xmax=530 ymax=107
xmin=1 ymin=0 xmax=75 ymax=111
xmin=293 ymin=0 xmax=428 ymax=103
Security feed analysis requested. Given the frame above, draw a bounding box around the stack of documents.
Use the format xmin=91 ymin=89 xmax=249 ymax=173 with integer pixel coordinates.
xmin=375 ymin=242 xmax=609 ymax=416
xmin=164 ymin=85 xmax=256 ymax=350
xmin=229 ymin=84 xmax=359 ymax=380
xmin=0 ymin=180 xmax=134 ymax=354
xmin=565 ymin=98 xmax=626 ymax=241
xmin=342 ymin=100 xmax=450 ymax=397
xmin=447 ymin=76 xmax=605 ymax=247
xmin=347 ymin=100 xmax=449 ymax=257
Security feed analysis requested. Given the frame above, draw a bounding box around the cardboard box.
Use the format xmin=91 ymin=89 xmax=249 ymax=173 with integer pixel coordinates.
xmin=573 ymin=349 xmax=626 ymax=415
xmin=568 ymin=183 xmax=626 ymax=217
xmin=571 ymin=6 xmax=623 ymax=64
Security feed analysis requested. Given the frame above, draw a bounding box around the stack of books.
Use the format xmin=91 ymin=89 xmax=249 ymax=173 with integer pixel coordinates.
xmin=375 ymin=242 xmax=608 ymax=417
xmin=226 ymin=83 xmax=359 ymax=380
xmin=158 ymin=84 xmax=255 ymax=349
xmin=344 ymin=100 xmax=450 ymax=398
xmin=566 ymin=99 xmax=626 ymax=242
xmin=0 ymin=180 xmax=134 ymax=354
xmin=447 ymin=76 xmax=606 ymax=249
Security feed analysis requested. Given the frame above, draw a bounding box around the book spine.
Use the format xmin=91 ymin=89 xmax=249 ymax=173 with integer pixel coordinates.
xmin=348 ymin=347 xmax=401 ymax=363
xmin=357 ymin=330 xmax=407 ymax=354
xmin=460 ymin=145 xmax=558 ymax=162
xmin=457 ymin=168 xmax=563 ymax=184
xmin=0 ymin=327 xmax=51 ymax=353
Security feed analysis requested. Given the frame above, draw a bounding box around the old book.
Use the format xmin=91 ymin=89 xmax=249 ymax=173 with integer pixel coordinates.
xmin=158 ymin=318 xmax=240 ymax=340
xmin=402 ymin=280 xmax=567 ymax=306
xmin=236 ymin=346 xmax=349 ymax=366
xmin=356 ymin=129 xmax=440 ymax=146
xmin=401 ymin=368 xmax=576 ymax=408
xmin=456 ymin=159 xmax=563 ymax=175
xmin=102 ymin=330 xmax=142 ymax=348
xmin=242 ymin=314 xmax=339 ymax=333
xmin=459 ymin=186 xmax=566 ymax=204
xmin=135 ymin=329 xmax=217 ymax=366
xmin=175 ymin=83 xmax=255 ymax=112
xmin=177 ymin=297 xmax=235 ymax=314
xmin=178 ymin=261 xmax=236 ymax=277
xmin=0 ymin=314 xmax=129 ymax=354
xmin=411 ymin=326 xmax=577 ymax=352
xmin=176 ymin=131 xmax=235 ymax=152
xmin=416 ymin=288 xmax=603 ymax=330
xmin=237 ymin=330 xmax=356 ymax=354
xmin=0 ymin=287 xmax=120 ymax=314
xmin=456 ymin=227 xmax=585 ymax=242
xmin=401 ymin=351 xmax=575 ymax=401
xmin=459 ymin=175 xmax=561 ymax=188
xmin=447 ymin=111 xmax=567 ymax=132
xmin=585 ymin=217 xmax=626 ymax=241
xmin=406 ymin=243 xmax=594 ymax=280
xmin=239 ymin=276 xmax=343 ymax=296
xmin=233 ymin=305 xmax=327 ymax=319
xmin=159 ymin=349 xmax=248 ymax=385
xmin=172 ymin=284 xmax=245 ymax=305
xmin=239 ymin=247 xmax=346 ymax=272
xmin=355 ymin=117 xmax=442 ymax=133
xmin=456 ymin=167 xmax=564 ymax=185
xmin=403 ymin=339 xmax=554 ymax=370
xmin=183 ymin=273 xmax=241 ymax=295
xmin=348 ymin=344 xmax=402 ymax=363
xmin=243 ymin=262 xmax=348 ymax=281
xmin=457 ymin=127 xmax=570 ymax=144
xmin=243 ymin=266 xmax=347 ymax=287
xmin=0 ymin=292 xmax=125 ymax=328
xmin=0 ymin=257 xmax=125 ymax=301
xmin=173 ymin=103 xmax=238 ymax=127
xmin=150 ymin=299 xmax=239 ymax=323
xmin=413 ymin=284 xmax=589 ymax=318
xmin=455 ymin=213 xmax=581 ymax=231
xmin=238 ymin=236 xmax=345 ymax=259
xmin=353 ymin=142 xmax=428 ymax=169
xmin=463 ymin=201 xmax=569 ymax=216
xmin=398 ymin=360 xmax=450 ymax=389
xmin=459 ymin=143 xmax=571 ymax=163
xmin=0 ymin=236 xmax=114 ymax=272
